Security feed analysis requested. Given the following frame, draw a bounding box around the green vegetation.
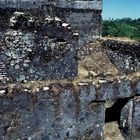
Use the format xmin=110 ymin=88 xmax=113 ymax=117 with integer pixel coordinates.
xmin=102 ymin=18 xmax=140 ymax=41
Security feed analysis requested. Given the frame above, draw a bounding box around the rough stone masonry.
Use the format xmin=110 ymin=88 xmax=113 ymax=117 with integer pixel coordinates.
xmin=0 ymin=0 xmax=102 ymax=82
xmin=0 ymin=0 xmax=140 ymax=140
xmin=0 ymin=0 xmax=79 ymax=82
xmin=0 ymin=0 xmax=105 ymax=140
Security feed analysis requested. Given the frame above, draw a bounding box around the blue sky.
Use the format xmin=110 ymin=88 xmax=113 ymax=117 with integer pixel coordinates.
xmin=103 ymin=0 xmax=140 ymax=19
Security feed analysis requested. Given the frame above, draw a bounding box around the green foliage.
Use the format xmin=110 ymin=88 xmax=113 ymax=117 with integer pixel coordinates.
xmin=102 ymin=18 xmax=140 ymax=41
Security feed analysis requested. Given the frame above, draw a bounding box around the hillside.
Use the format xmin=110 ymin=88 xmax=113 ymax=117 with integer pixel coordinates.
xmin=103 ymin=18 xmax=140 ymax=41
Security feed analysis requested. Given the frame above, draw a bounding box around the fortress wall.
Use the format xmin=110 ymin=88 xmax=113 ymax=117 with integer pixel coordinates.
xmin=1 ymin=1 xmax=140 ymax=140
xmin=0 ymin=82 xmax=105 ymax=140
xmin=0 ymin=79 xmax=140 ymax=139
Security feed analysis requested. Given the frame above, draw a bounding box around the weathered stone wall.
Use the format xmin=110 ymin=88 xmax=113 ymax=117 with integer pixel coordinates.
xmin=54 ymin=0 xmax=102 ymax=46
xmin=0 ymin=10 xmax=78 ymax=82
xmin=55 ymin=9 xmax=102 ymax=46
xmin=120 ymin=96 xmax=140 ymax=140
xmin=102 ymin=40 xmax=140 ymax=73
xmin=0 ymin=0 xmax=102 ymax=47
xmin=0 ymin=0 xmax=102 ymax=82
xmin=0 ymin=77 xmax=140 ymax=139
xmin=1 ymin=1 xmax=140 ymax=140
xmin=0 ymin=82 xmax=105 ymax=140
xmin=0 ymin=0 xmax=102 ymax=10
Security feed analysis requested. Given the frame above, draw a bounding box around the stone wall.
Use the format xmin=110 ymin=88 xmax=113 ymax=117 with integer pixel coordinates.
xmin=0 ymin=0 xmax=102 ymax=47
xmin=0 ymin=0 xmax=102 ymax=10
xmin=120 ymin=96 xmax=140 ymax=140
xmin=0 ymin=78 xmax=140 ymax=140
xmin=0 ymin=81 xmax=105 ymax=140
xmin=0 ymin=0 xmax=102 ymax=82
xmin=1 ymin=1 xmax=140 ymax=140
xmin=102 ymin=40 xmax=140 ymax=73
xmin=0 ymin=10 xmax=78 ymax=82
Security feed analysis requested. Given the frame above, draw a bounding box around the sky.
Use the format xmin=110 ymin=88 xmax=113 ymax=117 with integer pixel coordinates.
xmin=103 ymin=0 xmax=140 ymax=19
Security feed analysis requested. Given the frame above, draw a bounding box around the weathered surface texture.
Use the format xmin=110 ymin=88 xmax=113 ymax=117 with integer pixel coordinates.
xmin=78 ymin=39 xmax=140 ymax=139
xmin=0 ymin=0 xmax=102 ymax=82
xmin=0 ymin=83 xmax=105 ymax=140
xmin=0 ymin=0 xmax=102 ymax=10
xmin=0 ymin=0 xmax=102 ymax=46
xmin=0 ymin=10 xmax=78 ymax=82
xmin=120 ymin=96 xmax=140 ymax=140
xmin=103 ymin=40 xmax=140 ymax=73
xmin=0 ymin=78 xmax=140 ymax=139
xmin=1 ymin=1 xmax=140 ymax=140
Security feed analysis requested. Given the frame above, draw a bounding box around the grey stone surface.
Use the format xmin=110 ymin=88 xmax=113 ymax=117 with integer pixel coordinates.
xmin=66 ymin=11 xmax=102 ymax=46
xmin=103 ymin=40 xmax=140 ymax=73
xmin=131 ymin=96 xmax=140 ymax=139
xmin=0 ymin=0 xmax=102 ymax=10
xmin=120 ymin=96 xmax=140 ymax=140
xmin=0 ymin=83 xmax=105 ymax=140
xmin=99 ymin=79 xmax=133 ymax=101
xmin=0 ymin=79 xmax=140 ymax=139
xmin=0 ymin=11 xmax=78 ymax=82
xmin=1 ymin=1 xmax=140 ymax=140
xmin=56 ymin=0 xmax=102 ymax=10
xmin=0 ymin=0 xmax=102 ymax=47
xmin=0 ymin=0 xmax=103 ymax=82
xmin=120 ymin=98 xmax=133 ymax=139
xmin=135 ymin=81 xmax=140 ymax=96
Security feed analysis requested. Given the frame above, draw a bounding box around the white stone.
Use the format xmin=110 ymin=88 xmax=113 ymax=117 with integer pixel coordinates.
xmin=43 ymin=87 xmax=50 ymax=91
xmin=98 ymin=79 xmax=107 ymax=84
xmin=0 ymin=90 xmax=6 ymax=95
xmin=55 ymin=17 xmax=61 ymax=22
xmin=62 ymin=23 xmax=69 ymax=27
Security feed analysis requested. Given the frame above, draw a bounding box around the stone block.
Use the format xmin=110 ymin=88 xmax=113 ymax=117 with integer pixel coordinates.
xmin=99 ymin=79 xmax=133 ymax=101
xmin=55 ymin=9 xmax=102 ymax=47
xmin=135 ymin=81 xmax=140 ymax=96
xmin=56 ymin=0 xmax=102 ymax=10
xmin=0 ymin=0 xmax=102 ymax=47
xmin=120 ymin=96 xmax=140 ymax=140
xmin=0 ymin=83 xmax=105 ymax=140
xmin=0 ymin=0 xmax=102 ymax=10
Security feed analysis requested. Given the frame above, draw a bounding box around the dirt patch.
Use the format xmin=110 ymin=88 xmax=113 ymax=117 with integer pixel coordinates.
xmin=105 ymin=121 xmax=125 ymax=140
